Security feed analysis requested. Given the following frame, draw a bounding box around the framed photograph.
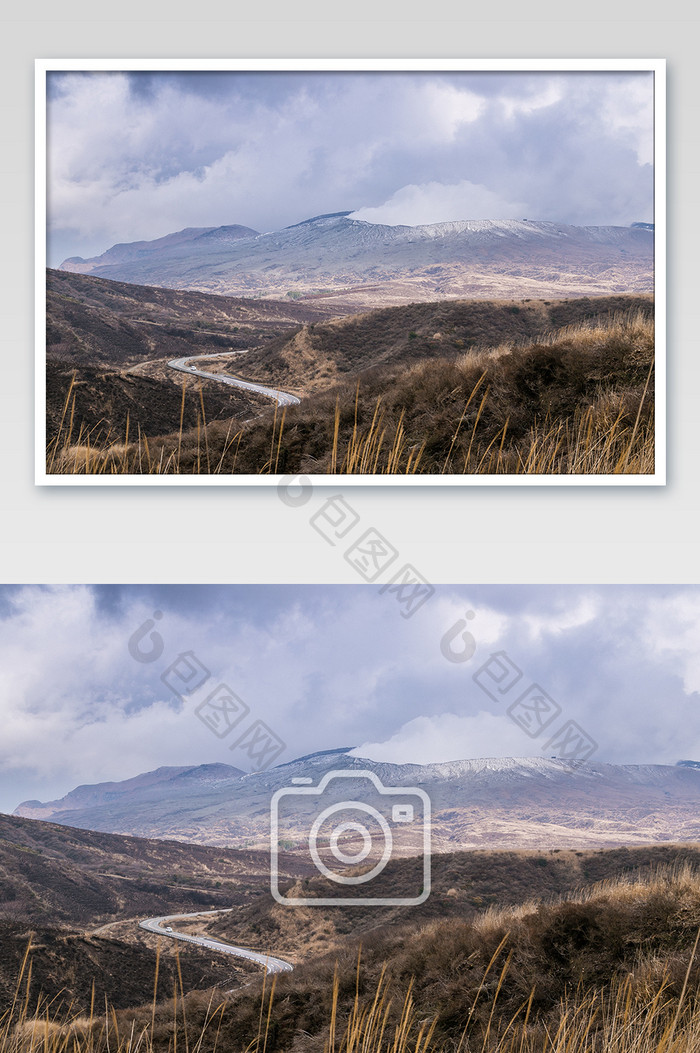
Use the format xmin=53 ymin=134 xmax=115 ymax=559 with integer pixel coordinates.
xmin=36 ymin=59 xmax=665 ymax=485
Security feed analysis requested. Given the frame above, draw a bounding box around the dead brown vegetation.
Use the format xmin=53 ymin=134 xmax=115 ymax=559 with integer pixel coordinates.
xmin=7 ymin=866 xmax=700 ymax=1053
xmin=238 ymin=294 xmax=654 ymax=394
xmin=49 ymin=309 xmax=655 ymax=476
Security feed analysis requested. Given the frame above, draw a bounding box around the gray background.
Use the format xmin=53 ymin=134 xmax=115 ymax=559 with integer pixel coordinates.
xmin=1 ymin=4 xmax=696 ymax=585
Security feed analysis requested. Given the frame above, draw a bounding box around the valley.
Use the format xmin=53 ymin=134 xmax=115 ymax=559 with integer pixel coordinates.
xmin=3 ymin=804 xmax=700 ymax=1052
xmin=45 ymin=269 xmax=336 ymax=458
xmin=5 ymin=749 xmax=700 ymax=1051
xmin=45 ymin=214 xmax=656 ymax=477
xmin=0 ymin=810 xmax=310 ymax=1014
xmin=46 ymin=262 xmax=655 ymax=476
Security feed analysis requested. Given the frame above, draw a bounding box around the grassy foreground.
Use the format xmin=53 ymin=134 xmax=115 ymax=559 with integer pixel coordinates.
xmin=5 ymin=865 xmax=700 ymax=1052
xmin=47 ymin=311 xmax=654 ymax=476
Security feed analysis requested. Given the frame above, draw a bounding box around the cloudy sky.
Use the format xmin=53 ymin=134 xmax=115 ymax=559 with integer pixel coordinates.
xmin=0 ymin=584 xmax=697 ymax=814
xmin=46 ymin=69 xmax=655 ymax=267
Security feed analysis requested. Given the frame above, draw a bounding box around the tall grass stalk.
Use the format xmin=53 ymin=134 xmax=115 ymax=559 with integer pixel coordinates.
xmin=46 ymin=312 xmax=655 ymax=477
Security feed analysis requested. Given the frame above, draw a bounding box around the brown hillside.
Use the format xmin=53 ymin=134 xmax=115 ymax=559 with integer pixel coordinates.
xmin=0 ymin=813 xmax=308 ymax=1014
xmin=45 ymin=269 xmax=339 ymax=445
xmin=113 ymin=858 xmax=700 ymax=1053
xmin=206 ymin=843 xmax=700 ymax=963
xmin=176 ymin=311 xmax=656 ymax=476
xmin=235 ymin=294 xmax=654 ymax=395
xmin=0 ymin=812 xmax=284 ymax=927
xmin=46 ymin=295 xmax=655 ymax=476
xmin=46 ymin=268 xmax=335 ymax=368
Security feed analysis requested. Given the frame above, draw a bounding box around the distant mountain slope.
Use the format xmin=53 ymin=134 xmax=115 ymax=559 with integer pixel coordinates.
xmin=62 ymin=223 xmax=259 ymax=273
xmin=0 ymin=807 xmax=291 ymax=926
xmin=47 ymin=268 xmax=333 ymax=368
xmin=17 ymin=763 xmax=244 ymax=822
xmin=15 ymin=751 xmax=700 ymax=851
xmin=59 ymin=215 xmax=654 ymax=305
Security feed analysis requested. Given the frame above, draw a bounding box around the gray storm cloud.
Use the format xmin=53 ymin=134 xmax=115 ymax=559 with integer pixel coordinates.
xmin=0 ymin=585 xmax=697 ymax=815
xmin=46 ymin=69 xmax=654 ymax=266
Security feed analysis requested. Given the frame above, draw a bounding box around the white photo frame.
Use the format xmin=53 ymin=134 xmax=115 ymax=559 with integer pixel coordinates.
xmin=36 ymin=58 xmax=665 ymax=486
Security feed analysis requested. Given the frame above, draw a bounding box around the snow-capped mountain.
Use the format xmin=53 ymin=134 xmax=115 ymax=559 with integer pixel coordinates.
xmin=59 ymin=213 xmax=654 ymax=305
xmin=14 ymin=750 xmax=698 ymax=854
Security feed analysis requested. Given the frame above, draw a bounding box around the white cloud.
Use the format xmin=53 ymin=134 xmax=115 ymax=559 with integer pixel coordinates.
xmin=601 ymin=76 xmax=655 ymax=166
xmin=421 ymin=82 xmax=486 ymax=140
xmin=46 ymin=70 xmax=656 ymax=265
xmin=521 ymin=594 xmax=600 ymax=643
xmin=352 ymin=711 xmax=534 ymax=766
xmin=350 ymin=180 xmax=527 ymax=227
xmin=4 ymin=586 xmax=698 ymax=815
xmin=499 ymin=79 xmax=564 ymax=119
xmin=431 ymin=593 xmax=509 ymax=650
xmin=0 ymin=585 xmax=485 ymax=809
xmin=642 ymin=594 xmax=700 ymax=697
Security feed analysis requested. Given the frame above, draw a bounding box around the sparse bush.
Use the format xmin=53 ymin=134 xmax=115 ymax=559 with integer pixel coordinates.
xmin=7 ymin=867 xmax=700 ymax=1053
xmin=47 ymin=304 xmax=655 ymax=477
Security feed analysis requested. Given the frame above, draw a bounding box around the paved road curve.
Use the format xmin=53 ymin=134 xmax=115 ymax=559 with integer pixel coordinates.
xmin=168 ymin=354 xmax=301 ymax=408
xmin=139 ymin=910 xmax=294 ymax=975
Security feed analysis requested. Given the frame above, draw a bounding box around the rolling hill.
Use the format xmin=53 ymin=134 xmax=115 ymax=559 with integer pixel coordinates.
xmin=4 ymin=807 xmax=700 ymax=1032
xmin=177 ymin=862 xmax=700 ymax=1053
xmin=45 ymin=268 xmax=335 ymax=447
xmin=0 ymin=805 xmax=275 ymax=925
xmin=45 ymin=272 xmax=655 ymax=476
xmin=47 ymin=268 xmax=333 ymax=369
xmin=232 ymin=292 xmax=654 ymax=395
xmin=0 ymin=811 xmax=307 ymax=1014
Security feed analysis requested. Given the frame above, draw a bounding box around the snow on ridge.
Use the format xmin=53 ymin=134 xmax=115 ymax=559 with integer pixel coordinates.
xmin=337 ymin=754 xmax=599 ymax=784
xmin=347 ymin=217 xmax=569 ymax=240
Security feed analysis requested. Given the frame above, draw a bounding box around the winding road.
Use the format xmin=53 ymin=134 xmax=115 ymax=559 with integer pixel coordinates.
xmin=168 ymin=353 xmax=301 ymax=408
xmin=139 ymin=910 xmax=294 ymax=975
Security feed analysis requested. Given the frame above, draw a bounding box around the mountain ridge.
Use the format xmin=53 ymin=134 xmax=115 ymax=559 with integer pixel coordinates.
xmin=14 ymin=753 xmax=700 ymax=853
xmin=59 ymin=214 xmax=654 ymax=306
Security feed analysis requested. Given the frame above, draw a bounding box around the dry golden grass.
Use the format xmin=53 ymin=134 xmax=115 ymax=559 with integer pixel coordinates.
xmin=2 ymin=943 xmax=229 ymax=1053
xmin=6 ymin=867 xmax=700 ymax=1053
xmin=7 ymin=937 xmax=700 ymax=1053
xmin=469 ymin=862 xmax=700 ymax=943
xmin=46 ymin=311 xmax=655 ymax=477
